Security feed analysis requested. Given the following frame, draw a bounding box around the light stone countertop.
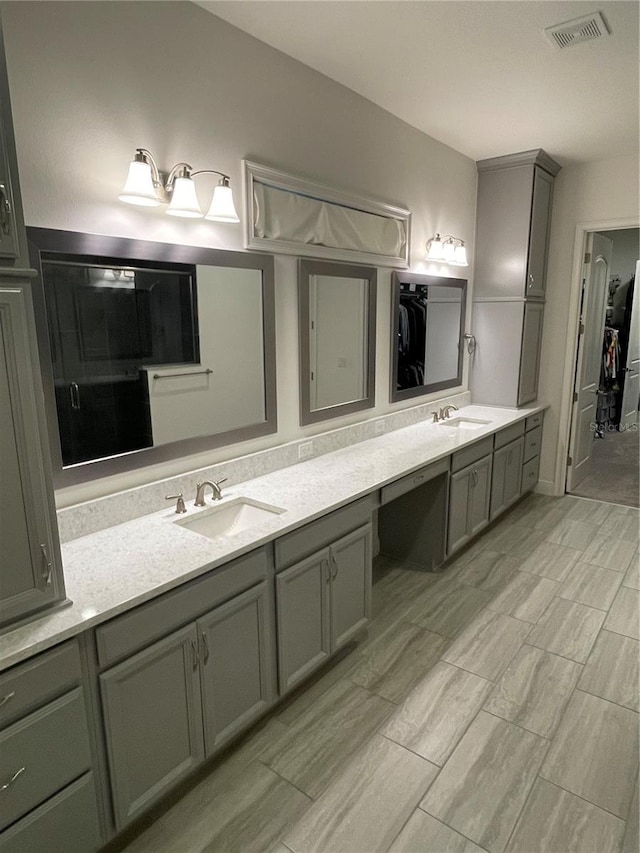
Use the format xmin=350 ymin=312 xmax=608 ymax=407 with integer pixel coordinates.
xmin=0 ymin=403 xmax=546 ymax=671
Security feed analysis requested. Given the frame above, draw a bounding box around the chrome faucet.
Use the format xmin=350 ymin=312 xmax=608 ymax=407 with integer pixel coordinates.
xmin=440 ymin=404 xmax=459 ymax=420
xmin=194 ymin=478 xmax=228 ymax=506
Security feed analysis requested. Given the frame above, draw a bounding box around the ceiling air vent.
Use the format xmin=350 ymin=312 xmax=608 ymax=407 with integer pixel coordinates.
xmin=544 ymin=11 xmax=610 ymax=50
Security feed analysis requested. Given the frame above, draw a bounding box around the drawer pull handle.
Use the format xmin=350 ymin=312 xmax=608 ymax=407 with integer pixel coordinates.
xmin=190 ymin=639 xmax=199 ymax=670
xmin=0 ymin=182 xmax=11 ymax=235
xmin=330 ymin=554 xmax=339 ymax=579
xmin=1 ymin=767 xmax=25 ymax=792
xmin=40 ymin=544 xmax=53 ymax=585
xmin=322 ymin=558 xmax=331 ymax=584
xmin=201 ymin=631 xmax=210 ymax=664
xmin=0 ymin=691 xmax=15 ymax=709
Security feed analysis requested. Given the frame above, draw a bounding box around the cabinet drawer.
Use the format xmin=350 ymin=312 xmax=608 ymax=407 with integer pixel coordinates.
xmin=523 ymin=426 xmax=542 ymax=462
xmin=380 ymin=458 xmax=449 ymax=505
xmin=493 ymin=421 xmax=525 ymax=450
xmin=0 ymin=687 xmax=91 ymax=831
xmin=0 ymin=773 xmax=101 ymax=853
xmin=525 ymin=412 xmax=543 ymax=431
xmin=275 ymin=496 xmax=373 ymax=570
xmin=451 ymin=436 xmax=494 ymax=473
xmin=0 ymin=642 xmax=81 ymax=728
xmin=522 ymin=456 xmax=540 ymax=491
xmin=96 ymin=546 xmax=271 ymax=668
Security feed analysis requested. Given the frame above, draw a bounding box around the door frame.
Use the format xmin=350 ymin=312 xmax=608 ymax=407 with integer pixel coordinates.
xmin=553 ymin=216 xmax=639 ymax=495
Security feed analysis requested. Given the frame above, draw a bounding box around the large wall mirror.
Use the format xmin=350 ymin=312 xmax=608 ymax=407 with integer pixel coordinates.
xmin=391 ymin=270 xmax=466 ymax=403
xmin=299 ymin=259 xmax=377 ymax=425
xmin=27 ymin=228 xmax=277 ymax=487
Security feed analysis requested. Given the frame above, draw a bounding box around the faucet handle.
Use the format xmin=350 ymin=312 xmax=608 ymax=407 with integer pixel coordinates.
xmin=214 ymin=477 xmax=228 ymax=487
xmin=431 ymin=411 xmax=440 ymax=423
xmin=166 ymin=493 xmax=186 ymax=514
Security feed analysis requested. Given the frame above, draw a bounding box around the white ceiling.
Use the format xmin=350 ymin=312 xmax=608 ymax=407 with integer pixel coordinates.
xmin=197 ymin=0 xmax=639 ymax=166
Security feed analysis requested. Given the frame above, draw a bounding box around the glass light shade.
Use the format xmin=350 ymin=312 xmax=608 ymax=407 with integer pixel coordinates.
xmin=166 ymin=176 xmax=203 ymax=218
xmin=205 ymin=183 xmax=240 ymax=223
xmin=118 ymin=160 xmax=160 ymax=207
xmin=426 ymin=236 xmax=444 ymax=261
xmin=453 ymin=243 xmax=468 ymax=266
xmin=442 ymin=239 xmax=456 ymax=263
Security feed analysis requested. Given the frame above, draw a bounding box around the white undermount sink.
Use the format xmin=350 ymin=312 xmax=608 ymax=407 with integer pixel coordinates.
xmin=438 ymin=417 xmax=492 ymax=430
xmin=175 ymin=498 xmax=285 ymax=539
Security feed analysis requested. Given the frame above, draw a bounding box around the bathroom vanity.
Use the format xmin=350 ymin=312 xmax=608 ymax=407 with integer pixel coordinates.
xmin=0 ymin=402 xmax=545 ymax=851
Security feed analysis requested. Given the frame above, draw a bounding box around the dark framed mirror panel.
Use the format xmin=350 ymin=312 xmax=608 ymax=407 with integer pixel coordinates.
xmin=298 ymin=258 xmax=377 ymax=426
xmin=391 ymin=270 xmax=466 ymax=403
xmin=27 ymin=228 xmax=277 ymax=488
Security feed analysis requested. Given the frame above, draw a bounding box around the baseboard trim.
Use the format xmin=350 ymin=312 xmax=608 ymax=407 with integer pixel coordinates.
xmin=535 ymin=479 xmax=560 ymax=496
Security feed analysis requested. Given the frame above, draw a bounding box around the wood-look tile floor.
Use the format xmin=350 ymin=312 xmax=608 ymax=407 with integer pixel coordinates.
xmin=117 ymin=494 xmax=639 ymax=853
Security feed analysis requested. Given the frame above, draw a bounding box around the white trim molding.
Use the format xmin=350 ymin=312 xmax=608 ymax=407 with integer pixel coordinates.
xmin=553 ymin=216 xmax=639 ymax=496
xmin=243 ymin=160 xmax=411 ymax=267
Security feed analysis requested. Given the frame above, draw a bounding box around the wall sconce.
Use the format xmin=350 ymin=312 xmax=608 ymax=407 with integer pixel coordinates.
xmin=425 ymin=233 xmax=469 ymax=267
xmin=118 ymin=148 xmax=240 ymax=223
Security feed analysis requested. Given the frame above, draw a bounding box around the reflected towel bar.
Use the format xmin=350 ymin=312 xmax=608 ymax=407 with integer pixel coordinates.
xmin=152 ymin=369 xmax=213 ymax=380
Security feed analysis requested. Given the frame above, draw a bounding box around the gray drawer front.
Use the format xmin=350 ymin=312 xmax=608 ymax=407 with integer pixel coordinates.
xmin=524 ymin=426 xmax=542 ymax=462
xmin=0 ymin=687 xmax=91 ymax=831
xmin=493 ymin=421 xmax=525 ymax=450
xmin=525 ymin=412 xmax=544 ymax=431
xmin=380 ymin=458 xmax=449 ymax=505
xmin=96 ymin=546 xmax=271 ymax=668
xmin=451 ymin=436 xmax=494 ymax=474
xmin=0 ymin=772 xmax=101 ymax=853
xmin=0 ymin=642 xmax=81 ymax=729
xmin=522 ymin=455 xmax=540 ymax=491
xmin=275 ymin=497 xmax=373 ymax=570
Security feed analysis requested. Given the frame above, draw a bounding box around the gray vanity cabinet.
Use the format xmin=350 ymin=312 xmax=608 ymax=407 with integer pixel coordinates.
xmin=276 ymin=551 xmax=331 ymax=693
xmin=0 ymin=285 xmax=65 ymax=627
xmin=198 ymin=582 xmax=273 ymax=754
xmin=490 ymin=437 xmax=524 ymax=520
xmin=0 ymin=14 xmax=65 ymax=629
xmin=275 ymin=505 xmax=372 ymax=694
xmin=98 ymin=548 xmax=276 ymax=829
xmin=448 ymin=454 xmax=493 ymax=555
xmin=100 ymin=625 xmax=205 ymax=828
xmin=276 ymin=524 xmax=372 ymax=693
xmin=471 ymin=150 xmax=560 ymax=409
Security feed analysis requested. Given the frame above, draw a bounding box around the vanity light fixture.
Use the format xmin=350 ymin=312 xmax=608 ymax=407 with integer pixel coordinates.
xmin=425 ymin=233 xmax=469 ymax=267
xmin=118 ymin=148 xmax=240 ymax=223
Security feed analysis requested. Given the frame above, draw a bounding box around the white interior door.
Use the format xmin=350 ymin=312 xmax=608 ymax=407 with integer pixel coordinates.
xmin=620 ymin=259 xmax=640 ymax=427
xmin=567 ymin=232 xmax=613 ymax=491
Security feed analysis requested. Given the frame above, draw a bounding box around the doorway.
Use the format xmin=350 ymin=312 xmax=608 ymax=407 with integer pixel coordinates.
xmin=566 ymin=228 xmax=639 ymax=507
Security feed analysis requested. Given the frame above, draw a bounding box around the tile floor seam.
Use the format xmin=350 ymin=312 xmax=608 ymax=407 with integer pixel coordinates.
xmin=415 ymin=803 xmax=492 ymax=852
xmin=536 ymin=767 xmax=637 ymax=823
xmin=573 ymin=682 xmax=639 ymax=714
xmin=481 ymin=707 xmax=555 ymax=742
xmin=255 ymin=759 xmax=317 ymax=804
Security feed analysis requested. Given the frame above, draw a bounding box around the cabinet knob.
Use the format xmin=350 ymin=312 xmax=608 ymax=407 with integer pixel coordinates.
xmin=528 ymin=273 xmax=535 ymax=288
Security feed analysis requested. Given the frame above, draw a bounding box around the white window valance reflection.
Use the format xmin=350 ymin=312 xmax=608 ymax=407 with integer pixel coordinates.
xmin=244 ymin=161 xmax=410 ymax=267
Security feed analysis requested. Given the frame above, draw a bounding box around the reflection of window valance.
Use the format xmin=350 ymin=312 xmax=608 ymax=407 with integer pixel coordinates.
xmin=244 ymin=161 xmax=410 ymax=267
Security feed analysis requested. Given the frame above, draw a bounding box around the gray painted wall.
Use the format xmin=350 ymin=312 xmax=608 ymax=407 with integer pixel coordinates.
xmin=2 ymin=1 xmax=478 ymax=506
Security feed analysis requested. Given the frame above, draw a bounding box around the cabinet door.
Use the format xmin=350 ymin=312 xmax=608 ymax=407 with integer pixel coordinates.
xmin=526 ymin=168 xmax=553 ymax=299
xmin=448 ymin=467 xmax=472 ymax=554
xmin=490 ymin=438 xmax=524 ymax=520
xmin=100 ymin=625 xmax=204 ymax=829
xmin=0 ymin=26 xmax=22 ymax=262
xmin=0 ymin=287 xmax=64 ymax=627
xmin=503 ymin=436 xmax=524 ymax=508
xmin=199 ymin=582 xmax=274 ymax=755
xmin=518 ymin=302 xmax=545 ymax=405
xmin=276 ymin=549 xmax=331 ymax=694
xmin=468 ymin=455 xmax=493 ymax=538
xmin=329 ymin=524 xmax=372 ymax=651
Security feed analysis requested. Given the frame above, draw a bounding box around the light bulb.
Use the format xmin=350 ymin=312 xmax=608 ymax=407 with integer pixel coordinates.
xmin=426 ymin=234 xmax=444 ymax=261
